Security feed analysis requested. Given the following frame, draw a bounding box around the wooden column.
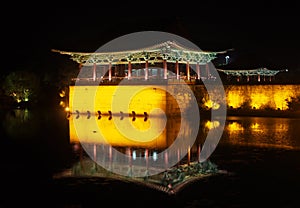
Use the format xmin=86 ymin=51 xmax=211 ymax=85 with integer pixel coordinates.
xmin=163 ymin=59 xmax=168 ymax=79
xmin=145 ymin=60 xmax=149 ymax=80
xmin=206 ymin=63 xmax=210 ymax=79
xmin=186 ymin=61 xmax=190 ymax=81
xmin=128 ymin=61 xmax=132 ymax=80
xmin=93 ymin=143 xmax=97 ymax=161
xmin=127 ymin=147 xmax=132 ymax=176
xmin=164 ymin=151 xmax=168 ymax=170
xmin=145 ymin=149 xmax=149 ymax=173
xmin=187 ymin=146 xmax=191 ymax=166
xmin=176 ymin=60 xmax=179 ymax=80
xmin=108 ymin=62 xmax=112 ymax=81
xmin=93 ymin=143 xmax=97 ymax=170
xmin=197 ymin=144 xmax=201 ymax=163
xmin=109 ymin=145 xmax=112 ymax=171
xmin=93 ymin=63 xmax=97 ymax=81
xmin=196 ymin=63 xmax=200 ymax=80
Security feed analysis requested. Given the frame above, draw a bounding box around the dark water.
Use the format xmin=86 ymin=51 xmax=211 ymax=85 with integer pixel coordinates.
xmin=1 ymin=108 xmax=300 ymax=207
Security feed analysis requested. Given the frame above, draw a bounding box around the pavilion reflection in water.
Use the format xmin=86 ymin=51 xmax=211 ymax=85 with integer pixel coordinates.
xmin=68 ymin=113 xmax=208 ymax=177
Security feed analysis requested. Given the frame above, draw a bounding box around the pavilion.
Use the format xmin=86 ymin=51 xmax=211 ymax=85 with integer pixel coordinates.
xmin=217 ymin=67 xmax=288 ymax=82
xmin=52 ymin=40 xmax=227 ymax=84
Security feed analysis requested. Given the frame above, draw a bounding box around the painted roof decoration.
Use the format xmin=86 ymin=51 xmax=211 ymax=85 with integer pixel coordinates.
xmin=52 ymin=40 xmax=227 ymax=66
xmin=217 ymin=68 xmax=288 ymax=76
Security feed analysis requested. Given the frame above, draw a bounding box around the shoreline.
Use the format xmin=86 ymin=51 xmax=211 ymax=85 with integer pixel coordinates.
xmin=226 ymin=109 xmax=300 ymax=118
xmin=198 ymin=109 xmax=300 ymax=119
xmin=1 ymin=103 xmax=300 ymax=119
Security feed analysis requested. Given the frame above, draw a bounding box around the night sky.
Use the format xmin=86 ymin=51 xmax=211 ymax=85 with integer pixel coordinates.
xmin=2 ymin=3 xmax=300 ymax=79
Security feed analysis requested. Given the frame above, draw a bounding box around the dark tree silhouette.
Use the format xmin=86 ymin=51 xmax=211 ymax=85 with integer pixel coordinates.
xmin=2 ymin=70 xmax=40 ymax=106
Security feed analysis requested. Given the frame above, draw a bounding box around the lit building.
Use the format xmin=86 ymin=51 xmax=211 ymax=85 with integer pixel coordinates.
xmin=52 ymin=41 xmax=224 ymax=170
xmin=52 ymin=40 xmax=226 ymax=115
xmin=52 ymin=40 xmax=226 ymax=85
xmin=217 ymin=67 xmax=288 ymax=82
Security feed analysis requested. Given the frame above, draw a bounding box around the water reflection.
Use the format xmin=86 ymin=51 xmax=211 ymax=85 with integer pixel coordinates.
xmin=0 ymin=108 xmax=72 ymax=173
xmin=67 ymin=113 xmax=300 ymax=176
xmin=222 ymin=116 xmax=300 ymax=149
xmin=2 ymin=109 xmax=39 ymax=139
xmin=2 ymin=109 xmax=300 ymax=177
xmin=68 ymin=114 xmax=202 ymax=177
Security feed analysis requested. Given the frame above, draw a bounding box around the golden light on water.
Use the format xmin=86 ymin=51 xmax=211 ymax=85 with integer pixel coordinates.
xmin=227 ymin=122 xmax=244 ymax=132
xmin=69 ymin=115 xmax=167 ymax=148
xmin=222 ymin=117 xmax=300 ymax=150
xmin=65 ymin=84 xmax=300 ymax=152
xmin=68 ymin=85 xmax=173 ymax=148
xmin=205 ymin=120 xmax=220 ymax=130
xmin=251 ymin=123 xmax=259 ymax=129
xmin=250 ymin=123 xmax=263 ymax=132
xmin=130 ymin=117 xmax=151 ymax=131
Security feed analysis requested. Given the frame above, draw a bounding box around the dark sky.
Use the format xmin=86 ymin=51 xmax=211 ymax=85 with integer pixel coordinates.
xmin=2 ymin=3 xmax=300 ymax=77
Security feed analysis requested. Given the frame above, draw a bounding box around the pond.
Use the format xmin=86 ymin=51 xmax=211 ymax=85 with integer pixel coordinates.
xmin=1 ymin=108 xmax=300 ymax=207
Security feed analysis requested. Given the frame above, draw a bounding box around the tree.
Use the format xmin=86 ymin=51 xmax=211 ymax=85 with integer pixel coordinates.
xmin=2 ymin=70 xmax=40 ymax=105
xmin=286 ymin=96 xmax=300 ymax=111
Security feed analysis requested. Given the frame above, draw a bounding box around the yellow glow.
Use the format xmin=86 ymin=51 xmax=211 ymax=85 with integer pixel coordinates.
xmin=250 ymin=122 xmax=263 ymax=132
xmin=59 ymin=90 xmax=66 ymax=98
xmin=69 ymin=116 xmax=167 ymax=149
xmin=225 ymin=85 xmax=300 ymax=110
xmin=59 ymin=101 xmax=66 ymax=107
xmin=68 ymin=85 xmax=176 ymax=148
xmin=251 ymin=123 xmax=259 ymax=129
xmin=65 ymin=107 xmax=70 ymax=112
xmin=273 ymin=89 xmax=293 ymax=110
xmin=205 ymin=120 xmax=220 ymax=130
xmin=250 ymin=93 xmax=269 ymax=109
xmin=69 ymin=86 xmax=167 ymax=115
xmin=128 ymin=87 xmax=166 ymax=115
xmin=227 ymin=91 xmax=244 ymax=108
xmin=227 ymin=122 xmax=244 ymax=132
xmin=204 ymin=100 xmax=220 ymax=110
xmin=130 ymin=117 xmax=151 ymax=131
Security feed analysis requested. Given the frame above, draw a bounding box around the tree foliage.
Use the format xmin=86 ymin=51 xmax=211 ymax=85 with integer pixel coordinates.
xmin=286 ymin=96 xmax=300 ymax=111
xmin=2 ymin=70 xmax=40 ymax=104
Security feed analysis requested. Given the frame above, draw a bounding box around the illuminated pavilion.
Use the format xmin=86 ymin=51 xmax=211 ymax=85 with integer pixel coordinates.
xmin=52 ymin=40 xmax=227 ymax=83
xmin=217 ymin=67 xmax=288 ymax=82
xmin=52 ymin=40 xmax=226 ymax=179
xmin=52 ymin=41 xmax=298 ymax=184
